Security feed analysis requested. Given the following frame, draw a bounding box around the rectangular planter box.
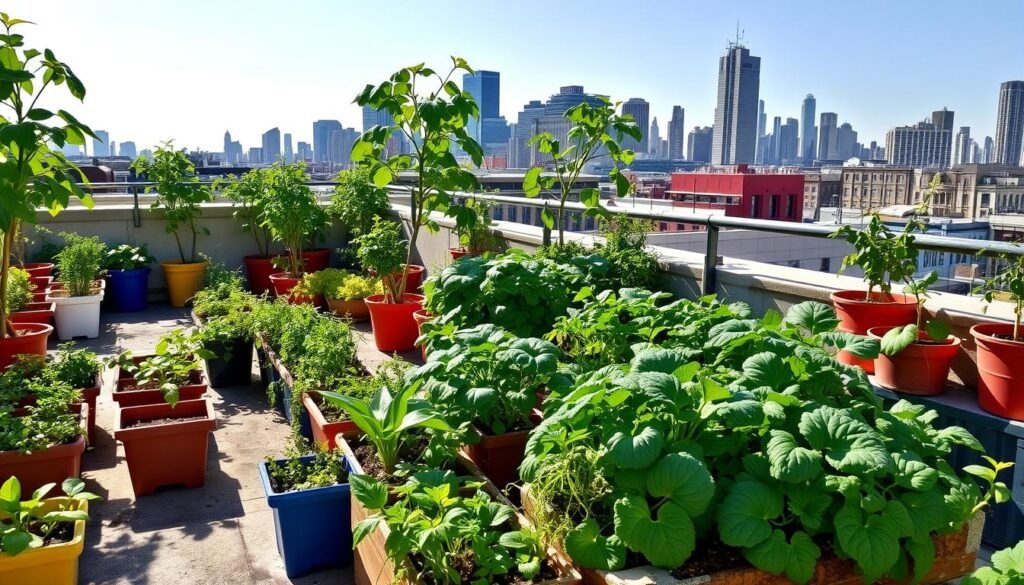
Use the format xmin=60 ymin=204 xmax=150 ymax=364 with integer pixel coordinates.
xmin=9 ymin=301 xmax=55 ymax=325
xmin=0 ymin=404 xmax=88 ymax=495
xmin=257 ymin=335 xmax=312 ymax=440
xmin=202 ymin=336 xmax=255 ymax=388
xmin=114 ymin=398 xmax=216 ymax=497
xmin=459 ymin=411 xmax=543 ymax=489
xmin=257 ymin=454 xmax=354 ymax=577
xmin=113 ymin=357 xmax=207 ymax=406
xmin=303 ymin=392 xmax=358 ymax=450
xmin=0 ymin=498 xmax=88 ymax=585
xmin=78 ymin=373 xmax=100 ymax=447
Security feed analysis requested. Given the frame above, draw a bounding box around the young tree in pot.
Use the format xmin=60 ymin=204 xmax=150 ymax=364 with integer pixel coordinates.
xmin=260 ymin=162 xmax=329 ymax=301
xmin=972 ymin=252 xmax=1024 ymax=419
xmin=0 ymin=13 xmax=97 ymax=369
xmin=450 ymin=197 xmax=500 ymax=259
xmin=355 ymin=218 xmax=422 ymax=351
xmin=103 ymin=244 xmax=155 ymax=313
xmin=870 ymin=271 xmax=960 ymax=395
xmin=222 ymin=168 xmax=277 ymax=294
xmin=47 ymin=234 xmax=105 ymax=341
xmin=131 ymin=142 xmax=213 ymax=307
xmin=329 ymin=167 xmax=390 ymax=268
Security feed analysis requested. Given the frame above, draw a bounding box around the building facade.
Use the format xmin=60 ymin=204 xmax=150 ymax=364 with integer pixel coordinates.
xmin=995 ymin=81 xmax=1024 ymax=166
xmin=885 ymin=110 xmax=955 ymax=168
xmin=817 ymin=113 xmax=838 ymax=161
xmin=313 ymin=120 xmax=342 ymax=164
xmin=954 ymin=127 xmax=971 ymax=165
xmin=778 ymin=118 xmax=799 ymax=164
xmin=668 ymin=106 xmax=685 ymax=160
xmin=261 ymin=127 xmax=281 ymax=163
xmin=93 ymin=130 xmax=110 ymax=157
xmin=528 ymin=86 xmax=606 ymax=167
xmin=283 ymin=133 xmax=293 ymax=164
xmin=711 ymin=45 xmax=760 ymax=165
xmin=622 ymin=98 xmax=650 ymax=154
xmin=800 ymin=94 xmax=817 ymax=164
xmin=649 ymin=117 xmax=661 ymax=157
xmin=803 ymin=168 xmax=842 ymax=219
xmin=118 ymin=141 xmax=137 ymax=158
xmin=687 ymin=126 xmax=713 ymax=163
xmin=840 ymin=165 xmax=915 ymax=210
xmin=668 ymin=165 xmax=804 ymax=222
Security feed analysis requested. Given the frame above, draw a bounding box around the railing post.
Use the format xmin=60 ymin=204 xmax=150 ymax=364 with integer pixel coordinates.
xmin=542 ymin=202 xmax=552 ymax=247
xmin=132 ymin=185 xmax=142 ymax=228
xmin=702 ymin=224 xmax=719 ymax=296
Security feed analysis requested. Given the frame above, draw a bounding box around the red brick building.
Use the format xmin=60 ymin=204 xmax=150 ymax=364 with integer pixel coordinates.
xmin=668 ymin=165 xmax=805 ymax=224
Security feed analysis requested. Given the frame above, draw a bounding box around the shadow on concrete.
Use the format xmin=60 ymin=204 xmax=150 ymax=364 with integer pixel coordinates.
xmin=80 ymin=524 xmax=163 ymax=585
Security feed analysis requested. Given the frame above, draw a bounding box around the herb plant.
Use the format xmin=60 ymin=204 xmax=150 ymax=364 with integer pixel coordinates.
xmin=223 ymin=168 xmax=274 ymax=258
xmin=131 ymin=141 xmax=213 ymax=264
xmin=53 ymin=233 xmax=105 ymax=297
xmin=0 ymin=376 xmax=81 ymax=452
xmin=329 ymin=167 xmax=390 ymax=264
xmin=265 ymin=446 xmax=348 ymax=493
xmin=879 ymin=270 xmax=952 ymax=355
xmin=975 ymin=252 xmax=1024 ymax=342
xmin=293 ymin=268 xmax=348 ymax=299
xmin=452 ymin=197 xmax=500 ymax=255
xmin=0 ymin=477 xmax=100 ymax=555
xmin=594 ymin=216 xmax=660 ymax=290
xmin=110 ymin=328 xmax=212 ymax=406
xmin=104 ymin=243 xmax=155 ymax=271
xmin=332 ymin=272 xmax=379 ymax=301
xmin=354 ymin=218 xmax=407 ymax=303
xmin=258 ymin=162 xmax=328 ymax=277
xmin=47 ymin=342 xmax=100 ymax=389
xmin=5 ymin=267 xmax=31 ymax=313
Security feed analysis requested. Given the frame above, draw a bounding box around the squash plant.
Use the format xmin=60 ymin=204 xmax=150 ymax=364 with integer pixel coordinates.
xmin=0 ymin=12 xmax=97 ymax=336
xmin=963 ymin=539 xmax=1024 ymax=584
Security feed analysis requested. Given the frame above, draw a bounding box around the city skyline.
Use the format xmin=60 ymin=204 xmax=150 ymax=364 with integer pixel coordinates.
xmin=14 ymin=0 xmax=1023 ymax=154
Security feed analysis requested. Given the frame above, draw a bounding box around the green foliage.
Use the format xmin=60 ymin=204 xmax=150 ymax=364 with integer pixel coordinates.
xmin=0 ymin=476 xmax=100 ymax=556
xmin=264 ymin=446 xmax=348 ymax=493
xmin=109 ymin=328 xmax=211 ymax=407
xmin=354 ymin=218 xmax=407 ymax=302
xmin=257 ymin=161 xmax=328 ymax=276
xmin=594 ymin=216 xmax=660 ymax=290
xmin=452 ymin=197 xmax=501 ymax=255
xmin=0 ymin=361 xmax=81 ymax=452
xmin=832 ymin=213 xmax=922 ymax=299
xmin=333 ymin=272 xmax=379 ymax=301
xmin=199 ymin=255 xmax=245 ymax=292
xmin=351 ymin=471 xmax=543 ymax=584
xmin=103 ymin=243 xmax=155 ymax=271
xmin=53 ymin=232 xmax=105 ymax=296
xmin=330 ymin=167 xmax=390 ymax=264
xmin=132 ymin=141 xmax=213 ymax=263
xmin=0 ymin=13 xmax=97 ymax=327
xmin=352 ymin=57 xmax=483 ymax=299
xmin=522 ymin=97 xmax=641 ymax=243
xmin=963 ymin=540 xmax=1024 ymax=585
xmin=47 ymin=342 xmax=100 ymax=389
xmin=294 ymin=267 xmax=347 ymax=298
xmin=222 ymin=168 xmax=274 ymax=257
xmin=409 ymin=324 xmax=561 ymax=435
xmin=5 ymin=267 xmax=30 ymax=313
xmin=975 ymin=252 xmax=1024 ymax=342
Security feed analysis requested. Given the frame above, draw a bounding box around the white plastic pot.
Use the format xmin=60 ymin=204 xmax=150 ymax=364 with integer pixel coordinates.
xmin=47 ymin=290 xmax=104 ymax=340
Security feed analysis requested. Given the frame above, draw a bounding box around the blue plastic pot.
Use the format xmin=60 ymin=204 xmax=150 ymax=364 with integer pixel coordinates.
xmin=106 ymin=267 xmax=150 ymax=313
xmin=276 ymin=380 xmax=313 ymax=440
xmin=257 ymin=455 xmax=353 ymax=577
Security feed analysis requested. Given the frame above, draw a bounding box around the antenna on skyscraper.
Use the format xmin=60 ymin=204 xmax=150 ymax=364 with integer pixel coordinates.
xmin=729 ymin=20 xmax=746 ymax=49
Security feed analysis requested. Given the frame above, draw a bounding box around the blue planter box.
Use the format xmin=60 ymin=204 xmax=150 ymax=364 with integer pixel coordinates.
xmin=277 ymin=380 xmax=313 ymax=440
xmin=257 ymin=455 xmax=354 ymax=577
xmin=106 ymin=267 xmax=151 ymax=313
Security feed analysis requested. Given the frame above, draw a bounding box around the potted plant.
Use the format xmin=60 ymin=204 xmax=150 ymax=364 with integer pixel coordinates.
xmin=131 ymin=141 xmax=213 ymax=307
xmin=261 ymin=162 xmax=330 ymax=299
xmin=46 ymin=343 xmax=102 ymax=446
xmin=829 ymin=212 xmax=922 ymax=372
xmin=450 ymin=197 xmax=499 ymax=259
xmin=329 ymin=167 xmax=391 ymax=268
xmin=291 ymin=267 xmax=347 ymax=307
xmin=973 ymin=252 xmax=1024 ymax=419
xmin=46 ymin=234 xmax=105 ymax=341
xmin=0 ymin=477 xmax=100 ymax=585
xmin=0 ymin=14 xmax=94 ymax=369
xmin=325 ymin=271 xmax=378 ymax=321
xmin=7 ymin=268 xmax=53 ymax=325
xmin=103 ymin=243 xmax=155 ymax=313
xmin=304 ymin=358 xmax=408 ymax=450
xmin=223 ymin=168 xmax=279 ymax=294
xmin=193 ymin=308 xmax=254 ymax=387
xmin=356 ymin=219 xmax=424 ymax=351
xmin=869 ymin=271 xmax=961 ymax=395
xmin=109 ymin=328 xmax=211 ymax=407
xmin=257 ymin=447 xmax=353 ymax=577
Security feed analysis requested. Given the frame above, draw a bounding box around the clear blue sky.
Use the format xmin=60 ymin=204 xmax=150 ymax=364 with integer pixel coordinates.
xmin=11 ymin=0 xmax=1023 ymax=153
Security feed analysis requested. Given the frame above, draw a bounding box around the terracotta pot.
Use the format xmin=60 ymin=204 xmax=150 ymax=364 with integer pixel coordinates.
xmin=327 ymin=297 xmax=370 ymax=321
xmin=412 ymin=310 xmax=433 ymax=362
xmin=830 ymin=290 xmax=917 ymax=374
xmin=304 ymin=392 xmax=358 ymax=450
xmin=269 ymin=273 xmax=321 ymax=305
xmin=868 ymin=326 xmax=960 ymax=396
xmin=450 ymin=247 xmax=470 ymax=260
xmin=0 ymin=404 xmax=87 ymax=495
xmin=113 ymin=382 xmax=207 ymax=407
xmin=461 ymin=427 xmax=531 ymax=489
xmin=300 ymin=248 xmax=331 ymax=273
xmin=114 ymin=398 xmax=217 ymax=497
xmin=0 ymin=323 xmax=53 ymax=371
xmin=972 ymin=322 xmax=1024 ymax=420
xmin=243 ymin=255 xmax=280 ymax=296
xmin=383 ymin=264 xmax=425 ymax=293
xmin=77 ymin=373 xmax=101 ymax=447
xmin=161 ymin=260 xmax=208 ymax=307
xmin=365 ymin=293 xmax=424 ymax=352
xmin=21 ymin=262 xmax=54 ymax=277
xmin=9 ymin=301 xmax=55 ymax=325
xmin=0 ymin=498 xmax=87 ymax=585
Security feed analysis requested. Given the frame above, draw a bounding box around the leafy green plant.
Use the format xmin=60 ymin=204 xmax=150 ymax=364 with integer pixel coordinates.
xmin=354 ymin=218 xmax=407 ymax=303
xmin=53 ymin=233 xmax=105 ymax=297
xmin=258 ymin=162 xmax=328 ymax=277
xmin=409 ymin=324 xmax=561 ymax=435
xmin=352 ymin=58 xmax=483 ymax=300
xmin=0 ymin=12 xmax=97 ymax=336
xmin=963 ymin=539 xmax=1024 ymax=584
xmin=351 ymin=470 xmax=543 ymax=584
xmin=222 ymin=168 xmax=274 ymax=258
xmin=594 ymin=216 xmax=660 ymax=290
xmin=199 ymin=256 xmax=246 ymax=292
xmin=318 ymin=383 xmax=453 ymax=475
xmin=522 ymin=97 xmax=640 ymax=244
xmin=103 ymin=243 xmax=155 ymax=271
xmin=332 ymin=272 xmax=379 ymax=301
xmin=109 ymin=328 xmax=212 ymax=406
xmin=330 ymin=167 xmax=391 ymax=264
xmin=265 ymin=446 xmax=348 ymax=493
xmin=0 ymin=375 xmax=81 ymax=452
xmin=452 ymin=197 xmax=500 ymax=255
xmin=0 ymin=477 xmax=100 ymax=555
xmin=5 ymin=267 xmax=31 ymax=313
xmin=879 ymin=271 xmax=952 ymax=355
xmin=132 ymin=141 xmax=213 ymax=264
xmin=46 ymin=342 xmax=100 ymax=389
xmin=293 ymin=267 xmax=347 ymax=298
xmin=975 ymin=252 xmax=1024 ymax=342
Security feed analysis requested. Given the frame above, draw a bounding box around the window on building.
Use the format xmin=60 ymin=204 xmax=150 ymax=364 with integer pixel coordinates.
xmin=509 ymin=207 xmax=517 ymax=222
xmin=820 ymin=257 xmax=831 ymax=272
xmin=786 ymin=195 xmax=795 ymax=217
xmin=769 ymin=195 xmax=779 ymax=219
xmin=494 ymin=206 xmax=503 ymax=220
xmin=751 ymin=195 xmax=761 ymax=218
xmin=523 ymin=208 xmax=531 ymax=224
xmin=660 ymin=221 xmax=668 ymax=231
xmin=584 ymin=217 xmax=595 ymax=231
xmin=676 ymin=223 xmax=685 ymax=230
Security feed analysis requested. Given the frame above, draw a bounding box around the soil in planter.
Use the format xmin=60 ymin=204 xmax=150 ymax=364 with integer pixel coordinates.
xmin=40 ymin=521 xmax=74 ymax=547
xmin=409 ymin=551 xmax=559 ymax=585
xmin=670 ymin=539 xmax=753 ymax=579
xmin=352 ymin=441 xmax=473 ymax=486
xmin=118 ymin=377 xmax=192 ymax=392
xmin=125 ymin=415 xmax=210 ymax=429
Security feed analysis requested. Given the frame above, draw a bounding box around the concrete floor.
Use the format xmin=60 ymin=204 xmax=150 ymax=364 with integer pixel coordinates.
xmin=69 ymin=305 xmax=419 ymax=585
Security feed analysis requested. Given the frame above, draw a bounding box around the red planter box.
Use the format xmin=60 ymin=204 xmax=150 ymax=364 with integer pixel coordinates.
xmin=303 ymin=393 xmax=358 ymax=450
xmin=79 ymin=374 xmax=101 ymax=446
xmin=9 ymin=301 xmax=55 ymax=325
xmin=461 ymin=428 xmax=530 ymax=489
xmin=113 ymin=358 xmax=206 ymax=406
xmin=114 ymin=398 xmax=217 ymax=497
xmin=0 ymin=404 xmax=87 ymax=494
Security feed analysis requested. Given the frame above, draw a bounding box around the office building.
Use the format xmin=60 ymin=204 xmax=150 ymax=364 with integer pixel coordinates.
xmin=668 ymin=165 xmax=803 ymax=222
xmin=885 ymin=109 xmax=955 ymax=168
xmin=983 ymin=136 xmax=994 ymax=164
xmin=93 ymin=130 xmax=110 ymax=157
xmin=508 ymin=100 xmax=546 ymax=168
xmin=836 ymin=123 xmax=858 ymax=161
xmin=954 ymin=127 xmax=971 ymax=165
xmin=313 ymin=120 xmax=343 ymax=164
xmin=668 ymin=106 xmax=685 ymax=160
xmin=283 ymin=133 xmax=293 ymax=164
xmin=778 ymin=118 xmax=799 ymax=164
xmin=248 ymin=147 xmax=263 ymax=164
xmin=818 ymin=113 xmax=838 ymax=161
xmin=119 ymin=141 xmax=137 ymax=158
xmin=622 ymin=98 xmax=650 ymax=154
xmin=687 ymin=126 xmax=713 ymax=163
xmin=711 ymin=43 xmax=761 ymax=165
xmin=223 ymin=131 xmax=232 ymax=161
xmin=841 ymin=165 xmax=915 ymax=210
xmin=463 ymin=70 xmax=500 ymax=142
xmin=995 ymin=81 xmax=1024 ymax=166
xmin=296 ymin=141 xmax=313 ymax=162
xmin=800 ymin=94 xmax=817 ymax=164
xmin=528 ymin=86 xmax=606 ymax=167
xmin=755 ymin=99 xmax=766 ymax=161
xmin=649 ymin=117 xmax=661 ymax=157
xmin=262 ymin=127 xmax=281 ymax=163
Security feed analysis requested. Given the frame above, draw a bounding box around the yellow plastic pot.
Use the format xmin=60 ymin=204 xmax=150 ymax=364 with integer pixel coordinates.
xmin=0 ymin=499 xmax=87 ymax=585
xmin=161 ymin=261 xmax=208 ymax=307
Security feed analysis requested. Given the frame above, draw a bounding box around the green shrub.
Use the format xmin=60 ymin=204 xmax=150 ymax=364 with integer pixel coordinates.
xmin=5 ymin=268 xmax=31 ymax=313
xmin=293 ymin=268 xmax=347 ymax=298
xmin=54 ymin=233 xmax=105 ymax=297
xmin=334 ymin=273 xmax=379 ymax=301
xmin=330 ymin=167 xmax=390 ymax=264
xmin=354 ymin=218 xmax=407 ymax=302
xmin=47 ymin=342 xmax=101 ymax=389
xmin=104 ymin=243 xmax=155 ymax=271
xmin=265 ymin=446 xmax=348 ymax=493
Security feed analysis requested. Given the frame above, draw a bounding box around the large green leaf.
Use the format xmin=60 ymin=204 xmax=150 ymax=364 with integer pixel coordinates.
xmin=880 ymin=324 xmax=919 ymax=356
xmin=563 ymin=518 xmax=626 ymax=571
xmin=631 ymin=348 xmax=693 ymax=375
xmin=605 ymin=426 xmax=663 ymax=469
xmin=798 ymin=406 xmax=891 ymax=475
xmin=834 ymin=504 xmax=901 ymax=583
xmin=645 ymin=452 xmax=715 ymax=516
xmin=784 ymin=301 xmax=840 ymax=335
xmin=614 ymin=495 xmax=696 ymax=568
xmin=739 ymin=352 xmax=793 ymax=390
xmin=786 ymin=483 xmax=833 ymax=531
xmin=743 ymin=529 xmax=821 ymax=585
xmin=349 ymin=474 xmax=388 ymax=509
xmin=900 ymin=490 xmax=948 ymax=539
xmin=906 ymin=536 xmax=936 ymax=584
xmin=717 ymin=480 xmax=784 ymax=548
xmin=766 ymin=430 xmax=823 ymax=483
xmin=992 ymin=540 xmax=1024 ymax=574
xmin=892 ymin=452 xmax=938 ymax=491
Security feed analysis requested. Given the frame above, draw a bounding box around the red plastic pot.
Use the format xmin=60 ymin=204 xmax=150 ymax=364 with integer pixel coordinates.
xmin=21 ymin=262 xmax=54 ymax=277
xmin=450 ymin=248 xmax=470 ymax=260
xmin=831 ymin=290 xmax=917 ymax=374
xmin=413 ymin=310 xmax=434 ymax=362
xmin=461 ymin=426 xmax=530 ymax=489
xmin=114 ymin=398 xmax=217 ymax=497
xmin=0 ymin=323 xmax=53 ymax=371
xmin=384 ymin=264 xmax=425 ymax=293
xmin=28 ymin=275 xmax=52 ymax=293
xmin=9 ymin=302 xmax=55 ymax=325
xmin=0 ymin=404 xmax=87 ymax=494
xmin=972 ymin=322 xmax=1024 ymax=420
xmin=300 ymin=248 xmax=331 ymax=273
xmin=243 ymin=255 xmax=281 ymax=296
xmin=269 ymin=273 xmax=321 ymax=305
xmin=868 ymin=326 xmax=961 ymax=396
xmin=365 ymin=293 xmax=424 ymax=352
xmin=304 ymin=393 xmax=358 ymax=450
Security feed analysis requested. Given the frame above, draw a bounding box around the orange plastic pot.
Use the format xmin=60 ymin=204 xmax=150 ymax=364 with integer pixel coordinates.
xmin=413 ymin=310 xmax=434 ymax=362
xmin=384 ymin=264 xmax=425 ymax=293
xmin=868 ymin=326 xmax=960 ymax=396
xmin=0 ymin=323 xmax=53 ymax=371
xmin=304 ymin=393 xmax=359 ymax=450
xmin=327 ymin=298 xmax=370 ymax=321
xmin=0 ymin=404 xmax=87 ymax=494
xmin=831 ymin=290 xmax=917 ymax=374
xmin=269 ymin=273 xmax=321 ymax=305
xmin=243 ymin=255 xmax=281 ymax=296
xmin=365 ymin=293 xmax=424 ymax=352
xmin=972 ymin=322 xmax=1024 ymax=420
xmin=450 ymin=248 xmax=470 ymax=260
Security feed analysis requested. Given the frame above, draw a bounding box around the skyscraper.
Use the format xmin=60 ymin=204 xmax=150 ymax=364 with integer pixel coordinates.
xmin=463 ymin=70 xmax=500 ymax=143
xmin=770 ymin=116 xmax=782 ymax=164
xmin=818 ymin=113 xmax=838 ymax=160
xmin=954 ymin=127 xmax=971 ymax=165
xmin=836 ymin=122 xmax=858 ymax=160
xmin=885 ymin=111 xmax=954 ymax=168
xmin=296 ymin=142 xmax=313 ymax=162
xmin=983 ymin=136 xmax=995 ymax=164
xmin=528 ymin=86 xmax=606 ymax=167
xmin=119 ymin=141 xmax=137 ymax=158
xmin=649 ymin=117 xmax=661 ymax=157
xmin=313 ymin=120 xmax=343 ymax=163
xmin=508 ymin=100 xmax=546 ymax=168
xmin=995 ymin=81 xmax=1024 ymax=166
xmin=284 ymin=133 xmax=293 ymax=164
xmin=755 ymin=99 xmax=766 ymax=161
xmin=262 ymin=127 xmax=281 ymax=163
xmin=92 ymin=130 xmax=110 ymax=157
xmin=932 ymin=108 xmax=955 ymax=167
xmin=711 ymin=43 xmax=761 ymax=165
xmin=779 ymin=118 xmax=799 ymax=163
xmin=800 ymin=94 xmax=817 ymax=164
xmin=621 ymin=98 xmax=650 ymax=154
xmin=223 ymin=131 xmax=232 ymax=160
xmin=687 ymin=126 xmax=713 ymax=163
xmin=668 ymin=106 xmax=685 ymax=160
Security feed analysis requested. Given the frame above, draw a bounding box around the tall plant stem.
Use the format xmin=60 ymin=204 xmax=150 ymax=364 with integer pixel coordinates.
xmin=0 ymin=225 xmax=16 ymax=337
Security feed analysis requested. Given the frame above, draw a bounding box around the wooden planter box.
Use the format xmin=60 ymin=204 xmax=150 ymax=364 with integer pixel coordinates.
xmin=0 ymin=404 xmax=88 ymax=495
xmin=256 ymin=334 xmax=312 ymax=439
xmin=521 ymin=487 xmax=984 ymax=585
xmin=303 ymin=392 xmax=357 ymax=450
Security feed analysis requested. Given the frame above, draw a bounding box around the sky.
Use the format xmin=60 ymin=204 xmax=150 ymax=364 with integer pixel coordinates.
xmin=11 ymin=0 xmax=1024 ymax=154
